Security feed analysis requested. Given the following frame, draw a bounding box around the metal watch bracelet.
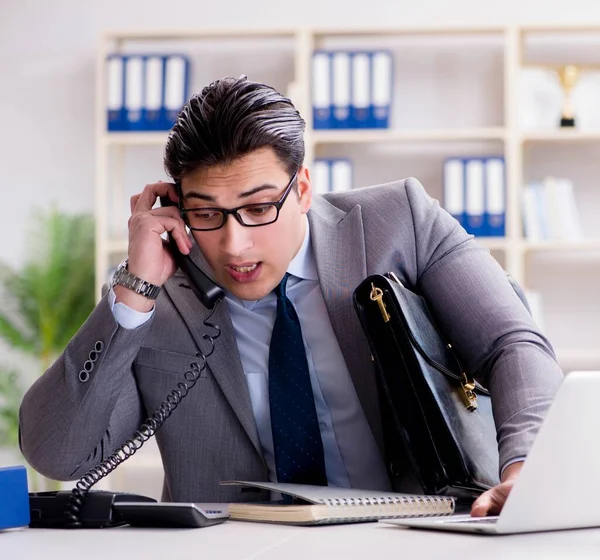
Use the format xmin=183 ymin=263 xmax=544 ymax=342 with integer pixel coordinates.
xmin=111 ymin=259 xmax=161 ymax=300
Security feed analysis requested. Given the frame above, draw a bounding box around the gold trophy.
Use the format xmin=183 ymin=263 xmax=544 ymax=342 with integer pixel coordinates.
xmin=555 ymin=65 xmax=582 ymax=127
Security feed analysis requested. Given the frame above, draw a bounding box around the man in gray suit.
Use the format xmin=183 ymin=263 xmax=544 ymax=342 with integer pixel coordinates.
xmin=19 ymin=77 xmax=563 ymax=516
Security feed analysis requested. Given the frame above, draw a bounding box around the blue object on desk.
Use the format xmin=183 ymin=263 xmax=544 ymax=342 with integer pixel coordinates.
xmin=0 ymin=465 xmax=30 ymax=529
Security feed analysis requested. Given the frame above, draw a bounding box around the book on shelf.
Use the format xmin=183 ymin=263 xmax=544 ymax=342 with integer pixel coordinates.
xmin=221 ymin=480 xmax=455 ymax=526
xmin=370 ymin=51 xmax=393 ymax=129
xmin=522 ymin=177 xmax=583 ymax=242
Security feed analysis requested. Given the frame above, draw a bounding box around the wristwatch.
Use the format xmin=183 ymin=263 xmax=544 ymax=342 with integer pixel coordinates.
xmin=111 ymin=259 xmax=161 ymax=300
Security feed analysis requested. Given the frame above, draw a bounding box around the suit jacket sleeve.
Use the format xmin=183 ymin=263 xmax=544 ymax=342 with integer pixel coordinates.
xmin=19 ymin=293 xmax=152 ymax=480
xmin=403 ymin=177 xmax=564 ymax=472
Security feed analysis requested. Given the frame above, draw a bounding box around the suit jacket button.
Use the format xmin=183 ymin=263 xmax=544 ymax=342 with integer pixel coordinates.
xmin=79 ymin=370 xmax=90 ymax=383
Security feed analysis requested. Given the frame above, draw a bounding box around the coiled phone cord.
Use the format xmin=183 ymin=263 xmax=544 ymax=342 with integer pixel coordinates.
xmin=64 ymin=304 xmax=222 ymax=528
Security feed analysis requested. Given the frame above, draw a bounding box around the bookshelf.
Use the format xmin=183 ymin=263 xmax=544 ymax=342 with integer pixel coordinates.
xmin=95 ymin=24 xmax=600 ymax=375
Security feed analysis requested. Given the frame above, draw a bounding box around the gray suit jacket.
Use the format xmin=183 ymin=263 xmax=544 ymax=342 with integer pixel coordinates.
xmin=19 ymin=178 xmax=564 ymax=502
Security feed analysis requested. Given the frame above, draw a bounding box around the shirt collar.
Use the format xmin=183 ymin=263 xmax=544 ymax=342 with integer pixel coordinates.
xmin=287 ymin=216 xmax=318 ymax=282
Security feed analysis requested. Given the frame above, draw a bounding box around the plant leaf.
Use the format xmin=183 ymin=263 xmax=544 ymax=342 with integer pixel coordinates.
xmin=0 ymin=367 xmax=23 ymax=447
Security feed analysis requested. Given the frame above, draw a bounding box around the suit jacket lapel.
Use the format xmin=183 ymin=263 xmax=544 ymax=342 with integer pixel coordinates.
xmin=163 ymin=246 xmax=264 ymax=461
xmin=308 ymin=198 xmax=384 ymax=455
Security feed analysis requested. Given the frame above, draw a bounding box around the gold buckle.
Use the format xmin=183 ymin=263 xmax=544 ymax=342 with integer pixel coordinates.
xmin=459 ymin=372 xmax=478 ymax=411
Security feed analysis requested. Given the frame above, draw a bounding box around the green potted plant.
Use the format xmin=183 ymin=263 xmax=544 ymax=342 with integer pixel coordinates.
xmin=0 ymin=207 xmax=95 ymax=488
xmin=0 ymin=368 xmax=21 ymax=448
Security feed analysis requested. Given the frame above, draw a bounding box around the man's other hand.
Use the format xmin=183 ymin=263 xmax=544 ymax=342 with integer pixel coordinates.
xmin=470 ymin=461 xmax=523 ymax=517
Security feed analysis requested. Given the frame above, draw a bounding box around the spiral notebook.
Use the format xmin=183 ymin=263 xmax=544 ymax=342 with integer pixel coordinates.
xmin=221 ymin=481 xmax=455 ymax=525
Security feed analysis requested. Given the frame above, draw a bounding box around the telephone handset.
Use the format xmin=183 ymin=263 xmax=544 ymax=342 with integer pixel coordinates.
xmin=29 ymin=191 xmax=226 ymax=529
xmin=158 ymin=194 xmax=224 ymax=309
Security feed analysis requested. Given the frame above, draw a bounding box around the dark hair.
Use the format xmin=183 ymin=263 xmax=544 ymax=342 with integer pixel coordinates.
xmin=164 ymin=76 xmax=305 ymax=181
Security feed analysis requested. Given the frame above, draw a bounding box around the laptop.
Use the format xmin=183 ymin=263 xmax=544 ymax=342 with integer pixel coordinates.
xmin=385 ymin=370 xmax=600 ymax=535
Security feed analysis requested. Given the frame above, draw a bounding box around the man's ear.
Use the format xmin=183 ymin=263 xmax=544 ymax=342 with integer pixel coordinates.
xmin=296 ymin=166 xmax=312 ymax=214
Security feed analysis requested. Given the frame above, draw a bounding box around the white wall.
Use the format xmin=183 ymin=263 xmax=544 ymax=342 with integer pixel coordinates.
xmin=1 ymin=0 xmax=600 ymax=267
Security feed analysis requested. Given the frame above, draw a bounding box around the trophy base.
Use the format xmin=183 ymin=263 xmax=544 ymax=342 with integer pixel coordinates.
xmin=560 ymin=116 xmax=576 ymax=127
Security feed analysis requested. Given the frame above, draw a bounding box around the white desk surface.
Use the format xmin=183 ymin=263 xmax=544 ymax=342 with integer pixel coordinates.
xmin=4 ymin=520 xmax=600 ymax=560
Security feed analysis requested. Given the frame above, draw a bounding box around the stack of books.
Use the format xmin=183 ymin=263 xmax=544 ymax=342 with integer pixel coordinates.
xmin=106 ymin=54 xmax=190 ymax=132
xmin=312 ymin=159 xmax=353 ymax=194
xmin=443 ymin=156 xmax=506 ymax=237
xmin=312 ymin=50 xmax=393 ymax=129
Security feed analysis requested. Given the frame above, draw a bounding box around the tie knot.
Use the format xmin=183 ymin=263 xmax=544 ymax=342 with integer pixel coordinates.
xmin=274 ymin=273 xmax=291 ymax=299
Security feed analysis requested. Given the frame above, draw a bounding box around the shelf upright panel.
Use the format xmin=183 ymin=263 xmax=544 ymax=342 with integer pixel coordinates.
xmin=504 ymin=26 xmax=525 ymax=286
xmin=95 ymin=34 xmax=112 ymax=302
xmin=296 ymin=29 xmax=315 ymax=170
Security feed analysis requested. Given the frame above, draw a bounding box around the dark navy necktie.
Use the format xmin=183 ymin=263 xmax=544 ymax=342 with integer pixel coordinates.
xmin=268 ymin=273 xmax=327 ymax=486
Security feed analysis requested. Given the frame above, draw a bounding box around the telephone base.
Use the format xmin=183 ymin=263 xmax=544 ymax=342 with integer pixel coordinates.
xmin=28 ymin=490 xmax=156 ymax=528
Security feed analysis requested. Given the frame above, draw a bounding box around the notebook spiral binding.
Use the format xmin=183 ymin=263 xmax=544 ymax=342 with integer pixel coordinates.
xmin=321 ymin=494 xmax=454 ymax=520
xmin=322 ymin=495 xmax=452 ymax=507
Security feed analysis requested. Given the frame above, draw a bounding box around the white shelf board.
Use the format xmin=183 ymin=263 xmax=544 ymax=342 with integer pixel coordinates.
xmin=103 ymin=132 xmax=169 ymax=146
xmin=103 ymin=128 xmax=507 ymax=147
xmin=475 ymin=237 xmax=510 ymax=250
xmin=521 ymin=130 xmax=600 ymax=143
xmin=313 ymin=128 xmax=506 ymax=144
xmin=102 ymin=24 xmax=600 ymax=43
xmin=521 ymin=63 xmax=600 ymax=72
xmin=312 ymin=26 xmax=506 ymax=37
xmin=103 ymin=26 xmax=511 ymax=43
xmin=104 ymin=28 xmax=298 ymax=41
xmin=557 ymin=348 xmax=600 ymax=371
xmin=523 ymin=239 xmax=600 ymax=252
xmin=519 ymin=24 xmax=600 ymax=34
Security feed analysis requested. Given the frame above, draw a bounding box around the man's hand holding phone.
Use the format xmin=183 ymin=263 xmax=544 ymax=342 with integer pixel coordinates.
xmin=113 ymin=181 xmax=192 ymax=313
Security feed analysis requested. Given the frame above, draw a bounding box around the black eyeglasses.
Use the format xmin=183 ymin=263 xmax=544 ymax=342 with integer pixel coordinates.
xmin=179 ymin=171 xmax=299 ymax=231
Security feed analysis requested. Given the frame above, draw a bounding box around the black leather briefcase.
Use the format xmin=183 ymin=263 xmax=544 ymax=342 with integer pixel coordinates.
xmin=353 ymin=273 xmax=500 ymax=499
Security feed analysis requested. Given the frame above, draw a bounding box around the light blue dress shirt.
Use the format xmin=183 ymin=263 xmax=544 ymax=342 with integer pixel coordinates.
xmin=108 ymin=220 xmax=391 ymax=490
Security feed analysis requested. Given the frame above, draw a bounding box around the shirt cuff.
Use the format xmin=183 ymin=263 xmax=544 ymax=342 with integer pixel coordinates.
xmin=108 ymin=287 xmax=155 ymax=330
xmin=500 ymin=456 xmax=525 ymax=478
